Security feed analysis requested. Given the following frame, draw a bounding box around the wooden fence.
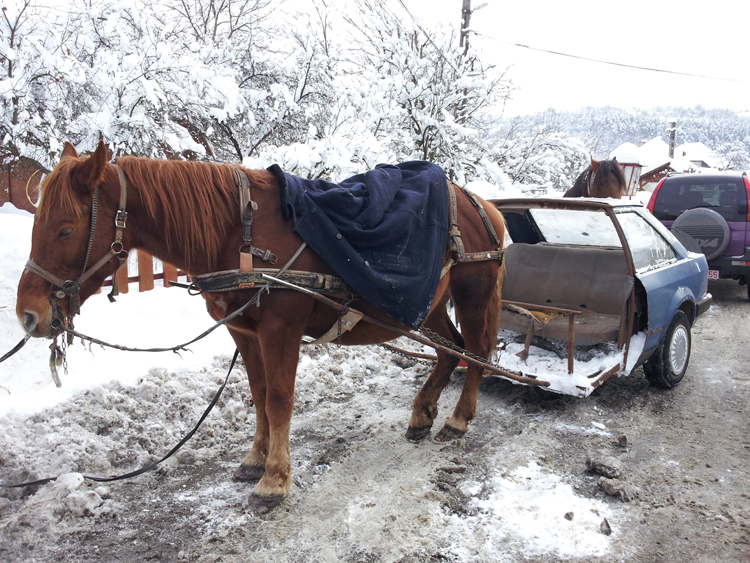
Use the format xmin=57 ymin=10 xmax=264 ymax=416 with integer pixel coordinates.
xmin=99 ymin=250 xmax=187 ymax=294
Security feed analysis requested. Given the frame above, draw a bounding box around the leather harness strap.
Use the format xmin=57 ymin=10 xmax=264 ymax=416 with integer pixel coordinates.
xmin=232 ymin=167 xmax=277 ymax=273
xmin=443 ymin=182 xmax=504 ymax=278
xmin=192 ymin=267 xmax=348 ymax=297
xmin=446 ymin=181 xmax=466 ymax=260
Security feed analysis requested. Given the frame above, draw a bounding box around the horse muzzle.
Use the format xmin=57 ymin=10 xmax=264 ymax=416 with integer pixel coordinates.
xmin=16 ymin=273 xmax=61 ymax=339
xmin=17 ymin=305 xmax=58 ymax=339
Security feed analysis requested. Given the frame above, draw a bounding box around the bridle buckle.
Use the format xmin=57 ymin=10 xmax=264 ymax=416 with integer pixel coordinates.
xmin=115 ymin=209 xmax=128 ymax=229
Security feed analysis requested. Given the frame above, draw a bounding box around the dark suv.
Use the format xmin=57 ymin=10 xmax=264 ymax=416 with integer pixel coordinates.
xmin=647 ymin=171 xmax=750 ymax=299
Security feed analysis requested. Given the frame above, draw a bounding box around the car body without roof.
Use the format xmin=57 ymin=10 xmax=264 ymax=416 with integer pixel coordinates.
xmin=491 ymin=198 xmax=711 ymax=390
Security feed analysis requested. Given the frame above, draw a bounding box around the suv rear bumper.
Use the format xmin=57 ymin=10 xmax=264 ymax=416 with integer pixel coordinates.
xmin=708 ymin=247 xmax=750 ymax=280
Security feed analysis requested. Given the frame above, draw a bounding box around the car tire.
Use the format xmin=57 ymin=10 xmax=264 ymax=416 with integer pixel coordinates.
xmin=643 ymin=310 xmax=691 ymax=389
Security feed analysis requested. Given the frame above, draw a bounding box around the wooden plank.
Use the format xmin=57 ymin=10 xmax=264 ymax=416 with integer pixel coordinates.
xmin=137 ymin=250 xmax=154 ymax=292
xmin=163 ymin=262 xmax=178 ymax=288
xmin=116 ymin=262 xmax=130 ymax=294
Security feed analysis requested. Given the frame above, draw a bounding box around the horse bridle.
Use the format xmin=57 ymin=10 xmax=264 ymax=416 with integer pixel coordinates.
xmin=24 ymin=164 xmax=129 ymax=329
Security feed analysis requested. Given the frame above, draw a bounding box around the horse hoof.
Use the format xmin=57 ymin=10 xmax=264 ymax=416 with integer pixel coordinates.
xmin=405 ymin=425 xmax=431 ymax=442
xmin=233 ymin=464 xmax=265 ymax=482
xmin=435 ymin=424 xmax=465 ymax=442
xmin=247 ymin=492 xmax=286 ymax=512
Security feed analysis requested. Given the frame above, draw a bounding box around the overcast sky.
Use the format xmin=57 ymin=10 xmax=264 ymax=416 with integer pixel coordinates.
xmin=402 ymin=0 xmax=750 ymax=117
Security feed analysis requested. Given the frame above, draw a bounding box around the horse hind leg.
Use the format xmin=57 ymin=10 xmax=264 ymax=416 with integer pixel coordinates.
xmin=406 ymin=298 xmax=464 ymax=441
xmin=436 ymin=264 xmax=502 ymax=441
xmin=228 ymin=329 xmax=269 ymax=482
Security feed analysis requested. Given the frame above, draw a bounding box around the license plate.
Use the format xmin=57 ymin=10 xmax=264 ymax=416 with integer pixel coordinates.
xmin=708 ymin=270 xmax=720 ymax=280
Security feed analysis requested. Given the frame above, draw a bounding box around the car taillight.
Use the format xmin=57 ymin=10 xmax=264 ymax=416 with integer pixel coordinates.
xmin=744 ymin=176 xmax=750 ymax=221
xmin=647 ymin=178 xmax=666 ymax=214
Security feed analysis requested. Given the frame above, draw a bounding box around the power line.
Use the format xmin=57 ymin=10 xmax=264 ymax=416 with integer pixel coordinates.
xmin=482 ymin=35 xmax=741 ymax=82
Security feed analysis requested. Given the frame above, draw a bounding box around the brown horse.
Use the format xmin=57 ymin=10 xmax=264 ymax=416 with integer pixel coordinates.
xmin=563 ymin=158 xmax=626 ymax=198
xmin=15 ymin=141 xmax=506 ymax=510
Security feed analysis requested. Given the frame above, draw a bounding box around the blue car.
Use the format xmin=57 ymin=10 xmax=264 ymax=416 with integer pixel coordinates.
xmin=491 ymin=198 xmax=711 ymax=396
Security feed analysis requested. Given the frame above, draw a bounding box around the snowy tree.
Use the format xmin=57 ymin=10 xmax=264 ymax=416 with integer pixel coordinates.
xmin=0 ymin=0 xmax=89 ymax=170
xmin=341 ymin=0 xmax=513 ymax=183
xmin=492 ymin=111 xmax=589 ymax=192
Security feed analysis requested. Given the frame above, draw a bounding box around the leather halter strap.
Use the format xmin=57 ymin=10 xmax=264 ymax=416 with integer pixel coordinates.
xmin=24 ymin=163 xmax=129 ymax=318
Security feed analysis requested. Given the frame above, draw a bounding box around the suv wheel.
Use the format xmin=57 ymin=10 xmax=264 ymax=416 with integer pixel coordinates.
xmin=671 ymin=208 xmax=731 ymax=260
xmin=644 ymin=311 xmax=691 ymax=388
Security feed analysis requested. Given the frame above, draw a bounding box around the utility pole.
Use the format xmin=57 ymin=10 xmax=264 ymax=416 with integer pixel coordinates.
xmin=667 ymin=119 xmax=677 ymax=159
xmin=460 ymin=0 xmax=471 ymax=55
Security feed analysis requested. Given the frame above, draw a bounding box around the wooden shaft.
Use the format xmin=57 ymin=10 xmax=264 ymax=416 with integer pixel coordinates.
xmin=261 ymin=274 xmax=549 ymax=387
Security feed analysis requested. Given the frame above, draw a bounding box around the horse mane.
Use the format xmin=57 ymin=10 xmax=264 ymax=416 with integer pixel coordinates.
xmin=596 ymin=158 xmax=626 ymax=192
xmin=564 ymin=158 xmax=626 ymax=197
xmin=119 ymin=157 xmax=280 ymax=269
xmin=39 ymin=154 xmax=278 ymax=270
xmin=566 ymin=168 xmax=592 ymax=197
xmin=38 ymin=157 xmax=92 ymax=220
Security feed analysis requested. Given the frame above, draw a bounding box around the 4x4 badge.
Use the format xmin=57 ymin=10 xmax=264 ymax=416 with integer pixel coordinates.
xmin=696 ymin=238 xmax=719 ymax=248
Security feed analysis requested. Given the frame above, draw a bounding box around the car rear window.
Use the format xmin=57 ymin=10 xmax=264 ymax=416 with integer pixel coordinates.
xmin=652 ymin=176 xmax=748 ymax=222
xmin=528 ymin=208 xmax=623 ymax=246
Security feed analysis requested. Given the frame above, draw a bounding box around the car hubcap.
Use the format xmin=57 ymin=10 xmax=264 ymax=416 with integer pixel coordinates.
xmin=669 ymin=325 xmax=689 ymax=375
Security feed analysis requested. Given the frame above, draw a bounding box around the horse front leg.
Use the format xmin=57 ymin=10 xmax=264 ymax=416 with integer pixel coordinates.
xmin=406 ymin=303 xmax=463 ymax=441
xmin=247 ymin=319 xmax=304 ymax=510
xmin=227 ymin=328 xmax=269 ymax=482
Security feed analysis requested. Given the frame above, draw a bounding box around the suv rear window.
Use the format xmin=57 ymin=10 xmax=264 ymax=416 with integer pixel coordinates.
xmin=652 ymin=176 xmax=748 ymax=222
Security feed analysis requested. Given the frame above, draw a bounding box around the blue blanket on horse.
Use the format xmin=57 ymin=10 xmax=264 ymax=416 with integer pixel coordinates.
xmin=269 ymin=162 xmax=449 ymax=329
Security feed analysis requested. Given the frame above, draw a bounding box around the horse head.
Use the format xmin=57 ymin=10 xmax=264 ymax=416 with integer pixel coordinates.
xmin=16 ymin=140 xmax=127 ymax=338
xmin=587 ymin=158 xmax=626 ymax=199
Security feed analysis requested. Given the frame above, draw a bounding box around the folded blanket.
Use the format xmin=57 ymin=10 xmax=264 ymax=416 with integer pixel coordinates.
xmin=269 ymin=161 xmax=449 ymax=329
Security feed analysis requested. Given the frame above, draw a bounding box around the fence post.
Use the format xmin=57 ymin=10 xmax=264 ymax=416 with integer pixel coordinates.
xmin=137 ymin=250 xmax=155 ymax=292
xmin=163 ymin=262 xmax=178 ymax=288
xmin=116 ymin=262 xmax=130 ymax=294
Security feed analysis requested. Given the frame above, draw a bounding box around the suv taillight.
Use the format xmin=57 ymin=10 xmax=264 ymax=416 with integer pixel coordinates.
xmin=744 ymin=176 xmax=750 ymax=221
xmin=647 ymin=178 xmax=666 ymax=214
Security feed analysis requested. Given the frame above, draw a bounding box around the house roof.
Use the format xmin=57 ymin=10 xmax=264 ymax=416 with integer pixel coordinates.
xmin=612 ymin=137 xmax=721 ymax=178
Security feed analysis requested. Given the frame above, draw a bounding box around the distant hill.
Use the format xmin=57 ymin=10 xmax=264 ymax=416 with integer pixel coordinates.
xmin=553 ymin=106 xmax=750 ymax=169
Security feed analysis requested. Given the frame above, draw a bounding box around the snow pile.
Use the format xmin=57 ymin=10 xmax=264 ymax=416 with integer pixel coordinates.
xmin=493 ymin=331 xmax=647 ymax=396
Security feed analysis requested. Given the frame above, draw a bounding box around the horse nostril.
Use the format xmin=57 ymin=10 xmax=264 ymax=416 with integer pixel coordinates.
xmin=23 ymin=311 xmax=39 ymax=332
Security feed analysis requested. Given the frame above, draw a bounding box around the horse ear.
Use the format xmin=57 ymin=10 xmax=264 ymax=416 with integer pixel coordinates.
xmin=612 ymin=157 xmax=618 ymax=165
xmin=61 ymin=141 xmax=79 ymax=159
xmin=74 ymin=140 xmax=108 ymax=194
xmin=590 ymin=158 xmax=600 ymax=172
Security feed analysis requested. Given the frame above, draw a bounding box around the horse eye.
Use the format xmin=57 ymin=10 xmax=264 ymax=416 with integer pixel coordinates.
xmin=58 ymin=227 xmax=75 ymax=238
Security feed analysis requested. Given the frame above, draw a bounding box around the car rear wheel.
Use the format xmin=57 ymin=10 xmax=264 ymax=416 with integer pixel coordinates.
xmin=644 ymin=311 xmax=691 ymax=388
